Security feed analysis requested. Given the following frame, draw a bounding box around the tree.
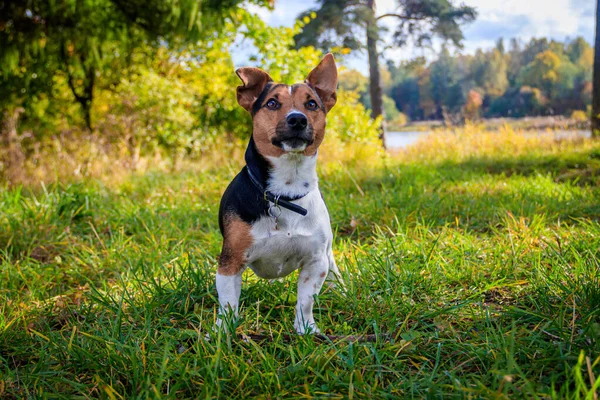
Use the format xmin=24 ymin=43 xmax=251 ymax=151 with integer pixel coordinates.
xmin=567 ymin=37 xmax=591 ymax=64
xmin=387 ymin=57 xmax=426 ymax=120
xmin=518 ymin=51 xmax=563 ymax=100
xmin=471 ymin=48 xmax=508 ymax=96
xmin=521 ymin=38 xmax=550 ymax=65
xmin=339 ymin=69 xmax=369 ymax=94
xmin=464 ymin=89 xmax=483 ymax=120
xmin=507 ymin=38 xmax=523 ymax=86
xmin=295 ymin=0 xmax=476 ymax=147
xmin=593 ymin=0 xmax=600 ymax=136
xmin=0 ymin=0 xmax=253 ymax=131
xmin=429 ymin=46 xmax=466 ymax=119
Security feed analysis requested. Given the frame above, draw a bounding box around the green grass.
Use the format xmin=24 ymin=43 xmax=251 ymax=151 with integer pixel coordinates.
xmin=1 ymin=137 xmax=600 ymax=398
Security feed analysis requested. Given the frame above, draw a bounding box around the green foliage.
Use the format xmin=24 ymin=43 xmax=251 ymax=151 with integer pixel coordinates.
xmin=383 ymin=95 xmax=400 ymax=121
xmin=429 ymin=47 xmax=465 ymax=115
xmin=326 ymin=90 xmax=382 ymax=144
xmin=339 ymin=69 xmax=369 ymax=94
xmin=518 ymin=50 xmax=563 ymax=96
xmin=0 ymin=0 xmax=266 ymax=130
xmin=1 ymin=2 xmax=373 ymax=170
xmin=1 ymin=4 xmax=388 ymax=185
xmin=236 ymin=10 xmax=325 ymax=83
xmin=387 ymin=112 xmax=409 ymax=129
xmin=571 ymin=110 xmax=589 ymax=121
xmin=488 ymin=86 xmax=546 ymax=118
xmin=472 ymin=49 xmax=508 ymax=96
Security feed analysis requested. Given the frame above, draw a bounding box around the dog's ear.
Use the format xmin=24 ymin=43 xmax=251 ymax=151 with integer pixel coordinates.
xmin=306 ymin=53 xmax=338 ymax=112
xmin=236 ymin=67 xmax=273 ymax=113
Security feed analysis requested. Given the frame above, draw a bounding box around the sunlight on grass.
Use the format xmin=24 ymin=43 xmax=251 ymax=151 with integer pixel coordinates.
xmin=398 ymin=123 xmax=596 ymax=163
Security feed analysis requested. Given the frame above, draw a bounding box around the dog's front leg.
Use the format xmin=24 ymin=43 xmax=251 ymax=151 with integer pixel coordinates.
xmin=215 ymin=271 xmax=242 ymax=330
xmin=216 ymin=216 xmax=252 ymax=332
xmin=295 ymin=257 xmax=329 ymax=334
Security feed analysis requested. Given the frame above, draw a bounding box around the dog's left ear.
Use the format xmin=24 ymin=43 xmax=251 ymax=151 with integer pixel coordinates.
xmin=306 ymin=53 xmax=338 ymax=112
xmin=236 ymin=67 xmax=273 ymax=113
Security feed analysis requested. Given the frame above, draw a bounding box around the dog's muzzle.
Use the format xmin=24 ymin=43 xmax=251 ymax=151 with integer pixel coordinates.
xmin=273 ymin=112 xmax=313 ymax=151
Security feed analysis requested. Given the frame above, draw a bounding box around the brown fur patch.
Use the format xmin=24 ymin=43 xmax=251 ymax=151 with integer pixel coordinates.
xmin=218 ymin=214 xmax=254 ymax=276
xmin=305 ymin=53 xmax=338 ymax=112
xmin=319 ymin=271 xmax=327 ymax=278
xmin=236 ymin=68 xmax=273 ymax=112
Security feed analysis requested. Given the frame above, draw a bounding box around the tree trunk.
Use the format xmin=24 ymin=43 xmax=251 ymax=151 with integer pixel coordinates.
xmin=366 ymin=0 xmax=387 ymax=149
xmin=62 ymin=44 xmax=95 ymax=131
xmin=593 ymin=0 xmax=600 ymax=137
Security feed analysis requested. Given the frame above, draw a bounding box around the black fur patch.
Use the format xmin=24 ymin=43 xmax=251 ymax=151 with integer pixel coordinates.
xmin=251 ymin=83 xmax=273 ymax=116
xmin=218 ymin=137 xmax=271 ymax=234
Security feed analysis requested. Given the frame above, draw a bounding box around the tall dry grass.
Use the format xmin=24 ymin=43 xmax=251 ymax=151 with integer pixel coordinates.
xmin=1 ymin=122 xmax=594 ymax=189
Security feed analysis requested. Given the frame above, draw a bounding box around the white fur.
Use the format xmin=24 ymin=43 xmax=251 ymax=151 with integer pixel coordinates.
xmin=282 ymin=142 xmax=307 ymax=153
xmin=265 ymin=153 xmax=318 ymax=198
xmin=216 ymin=272 xmax=242 ymax=328
xmin=286 ymin=108 xmax=303 ymax=117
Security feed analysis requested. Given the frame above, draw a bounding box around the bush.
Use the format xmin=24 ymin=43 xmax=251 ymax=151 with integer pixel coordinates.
xmin=383 ymin=95 xmax=400 ymax=121
xmin=0 ymin=10 xmax=384 ymax=185
xmin=320 ymin=90 xmax=383 ymax=167
xmin=387 ymin=113 xmax=409 ymax=130
xmin=487 ymin=86 xmax=547 ymax=118
xmin=571 ymin=110 xmax=589 ymax=121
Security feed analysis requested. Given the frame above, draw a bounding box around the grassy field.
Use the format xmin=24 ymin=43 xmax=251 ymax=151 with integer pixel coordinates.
xmin=1 ymin=128 xmax=600 ymax=398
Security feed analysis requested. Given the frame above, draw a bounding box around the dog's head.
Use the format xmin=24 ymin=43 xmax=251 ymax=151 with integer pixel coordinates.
xmin=235 ymin=54 xmax=337 ymax=157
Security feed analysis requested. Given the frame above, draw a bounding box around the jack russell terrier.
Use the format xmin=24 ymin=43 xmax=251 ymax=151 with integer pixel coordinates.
xmin=216 ymin=54 xmax=341 ymax=334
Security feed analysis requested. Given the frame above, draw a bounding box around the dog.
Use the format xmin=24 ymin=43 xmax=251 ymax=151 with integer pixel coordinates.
xmin=216 ymin=54 xmax=341 ymax=334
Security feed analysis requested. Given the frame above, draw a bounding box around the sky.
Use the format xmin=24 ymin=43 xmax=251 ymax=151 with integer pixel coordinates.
xmin=235 ymin=0 xmax=595 ymax=70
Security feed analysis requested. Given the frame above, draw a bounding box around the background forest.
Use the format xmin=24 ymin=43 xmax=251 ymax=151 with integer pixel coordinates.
xmin=346 ymin=36 xmax=594 ymax=124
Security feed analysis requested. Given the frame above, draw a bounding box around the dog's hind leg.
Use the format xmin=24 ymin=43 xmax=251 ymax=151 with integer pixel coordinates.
xmin=325 ymin=244 xmax=344 ymax=290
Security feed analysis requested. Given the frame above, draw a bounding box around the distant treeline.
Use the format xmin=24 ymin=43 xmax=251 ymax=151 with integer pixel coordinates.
xmin=340 ymin=37 xmax=593 ymax=123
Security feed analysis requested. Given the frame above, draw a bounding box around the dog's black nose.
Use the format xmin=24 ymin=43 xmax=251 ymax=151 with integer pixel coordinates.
xmin=287 ymin=112 xmax=308 ymax=130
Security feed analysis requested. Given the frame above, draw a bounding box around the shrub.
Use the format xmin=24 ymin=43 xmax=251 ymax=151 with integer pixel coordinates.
xmin=571 ymin=110 xmax=589 ymax=121
xmin=320 ymin=90 xmax=383 ymax=167
xmin=383 ymin=95 xmax=400 ymax=121
xmin=387 ymin=113 xmax=409 ymax=130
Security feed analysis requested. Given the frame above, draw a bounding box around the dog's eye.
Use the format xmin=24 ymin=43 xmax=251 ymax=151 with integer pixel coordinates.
xmin=305 ymin=100 xmax=318 ymax=110
xmin=266 ymin=99 xmax=280 ymax=110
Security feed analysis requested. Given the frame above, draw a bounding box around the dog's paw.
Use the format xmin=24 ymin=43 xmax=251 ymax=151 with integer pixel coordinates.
xmin=295 ymin=322 xmax=321 ymax=335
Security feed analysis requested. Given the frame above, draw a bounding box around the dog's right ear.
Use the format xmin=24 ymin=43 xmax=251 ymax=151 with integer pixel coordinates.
xmin=236 ymin=67 xmax=273 ymax=113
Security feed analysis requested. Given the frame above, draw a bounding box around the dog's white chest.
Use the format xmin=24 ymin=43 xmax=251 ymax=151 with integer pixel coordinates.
xmin=247 ymin=190 xmax=332 ymax=279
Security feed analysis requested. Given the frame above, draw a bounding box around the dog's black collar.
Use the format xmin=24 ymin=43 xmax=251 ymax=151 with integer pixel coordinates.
xmin=245 ymin=166 xmax=309 ymax=216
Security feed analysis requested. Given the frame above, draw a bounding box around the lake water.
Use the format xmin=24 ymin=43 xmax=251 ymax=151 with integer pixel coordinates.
xmin=386 ymin=130 xmax=591 ymax=149
xmin=387 ymin=131 xmax=427 ymax=148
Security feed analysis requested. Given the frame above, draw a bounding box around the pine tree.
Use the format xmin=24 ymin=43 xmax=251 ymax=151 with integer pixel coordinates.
xmin=295 ymin=0 xmax=476 ymax=148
